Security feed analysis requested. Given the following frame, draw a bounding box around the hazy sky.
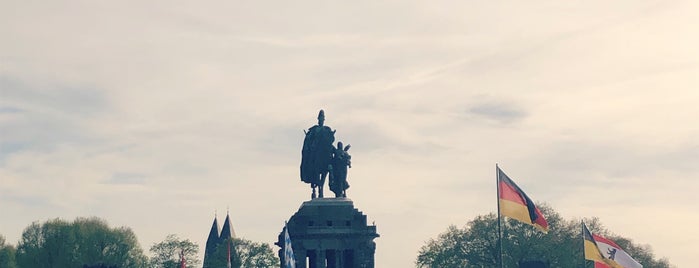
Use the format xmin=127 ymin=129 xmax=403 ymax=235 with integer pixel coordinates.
xmin=1 ymin=1 xmax=698 ymax=267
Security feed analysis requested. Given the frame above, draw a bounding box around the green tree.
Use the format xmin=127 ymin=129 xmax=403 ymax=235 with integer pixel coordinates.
xmin=235 ymin=238 xmax=279 ymax=268
xmin=416 ymin=204 xmax=672 ymax=268
xmin=0 ymin=235 xmax=18 ymax=268
xmin=206 ymin=237 xmax=241 ymax=268
xmin=149 ymin=234 xmax=200 ymax=268
xmin=207 ymin=238 xmax=279 ymax=268
xmin=15 ymin=217 xmax=148 ymax=268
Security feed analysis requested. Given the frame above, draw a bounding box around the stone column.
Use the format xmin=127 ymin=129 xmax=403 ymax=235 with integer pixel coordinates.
xmin=295 ymin=249 xmax=306 ymax=268
xmin=316 ymin=249 xmax=326 ymax=268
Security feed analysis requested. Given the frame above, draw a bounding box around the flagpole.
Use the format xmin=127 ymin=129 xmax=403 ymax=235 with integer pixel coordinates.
xmin=496 ymin=163 xmax=504 ymax=268
xmin=581 ymin=221 xmax=585 ymax=268
xmin=227 ymin=237 xmax=232 ymax=268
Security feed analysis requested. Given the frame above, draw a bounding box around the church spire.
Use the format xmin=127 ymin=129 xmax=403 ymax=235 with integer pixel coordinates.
xmin=206 ymin=214 xmax=220 ymax=241
xmin=220 ymin=210 xmax=236 ymax=241
xmin=203 ymin=215 xmax=220 ymax=268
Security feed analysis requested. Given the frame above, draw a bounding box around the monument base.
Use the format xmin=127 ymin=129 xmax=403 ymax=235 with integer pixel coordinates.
xmin=277 ymin=198 xmax=379 ymax=268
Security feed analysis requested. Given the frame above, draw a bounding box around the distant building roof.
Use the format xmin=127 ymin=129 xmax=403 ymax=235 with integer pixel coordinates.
xmin=203 ymin=216 xmax=220 ymax=268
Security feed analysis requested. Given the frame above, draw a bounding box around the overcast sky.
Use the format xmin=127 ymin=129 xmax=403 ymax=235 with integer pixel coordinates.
xmin=1 ymin=1 xmax=698 ymax=267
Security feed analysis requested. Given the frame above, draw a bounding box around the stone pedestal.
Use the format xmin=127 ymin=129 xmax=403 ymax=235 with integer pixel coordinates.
xmin=276 ymin=198 xmax=379 ymax=268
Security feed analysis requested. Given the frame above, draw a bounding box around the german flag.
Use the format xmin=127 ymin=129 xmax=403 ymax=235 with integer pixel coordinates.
xmin=497 ymin=167 xmax=549 ymax=232
xmin=583 ymin=223 xmax=624 ymax=268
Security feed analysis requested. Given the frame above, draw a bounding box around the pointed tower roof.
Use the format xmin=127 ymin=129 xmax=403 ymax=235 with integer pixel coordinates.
xmin=203 ymin=215 xmax=220 ymax=268
xmin=206 ymin=216 xmax=220 ymax=243
xmin=220 ymin=212 xmax=236 ymax=240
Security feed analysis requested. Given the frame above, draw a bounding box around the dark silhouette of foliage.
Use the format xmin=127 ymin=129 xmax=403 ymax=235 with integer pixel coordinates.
xmin=82 ymin=264 xmax=117 ymax=268
xmin=416 ymin=204 xmax=672 ymax=268
xmin=15 ymin=217 xmax=148 ymax=268
xmin=149 ymin=234 xmax=200 ymax=268
xmin=0 ymin=235 xmax=18 ymax=268
xmin=207 ymin=238 xmax=279 ymax=268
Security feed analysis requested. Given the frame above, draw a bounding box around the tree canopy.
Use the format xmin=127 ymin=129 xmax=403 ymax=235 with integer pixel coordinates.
xmin=5 ymin=217 xmax=281 ymax=268
xmin=15 ymin=217 xmax=148 ymax=268
xmin=416 ymin=204 xmax=672 ymax=268
xmin=149 ymin=234 xmax=200 ymax=268
xmin=206 ymin=237 xmax=279 ymax=268
xmin=0 ymin=235 xmax=17 ymax=268
xmin=234 ymin=238 xmax=279 ymax=268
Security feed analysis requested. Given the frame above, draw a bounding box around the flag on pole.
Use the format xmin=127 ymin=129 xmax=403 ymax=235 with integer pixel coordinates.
xmin=284 ymin=222 xmax=296 ymax=268
xmin=585 ymin=225 xmax=643 ymax=268
xmin=497 ymin=166 xmax=549 ymax=232
xmin=583 ymin=223 xmax=624 ymax=268
xmin=179 ymin=249 xmax=186 ymax=268
xmin=227 ymin=239 xmax=232 ymax=268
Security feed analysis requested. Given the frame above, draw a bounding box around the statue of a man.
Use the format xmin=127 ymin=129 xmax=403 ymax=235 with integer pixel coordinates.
xmin=300 ymin=110 xmax=335 ymax=198
xmin=329 ymin=142 xmax=351 ymax=198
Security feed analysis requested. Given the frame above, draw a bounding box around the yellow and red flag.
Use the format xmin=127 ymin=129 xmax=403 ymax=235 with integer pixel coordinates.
xmin=497 ymin=167 xmax=549 ymax=232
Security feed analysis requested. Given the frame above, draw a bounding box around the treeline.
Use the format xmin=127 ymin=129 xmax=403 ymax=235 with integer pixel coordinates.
xmin=0 ymin=217 xmax=279 ymax=268
xmin=416 ymin=204 xmax=673 ymax=268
